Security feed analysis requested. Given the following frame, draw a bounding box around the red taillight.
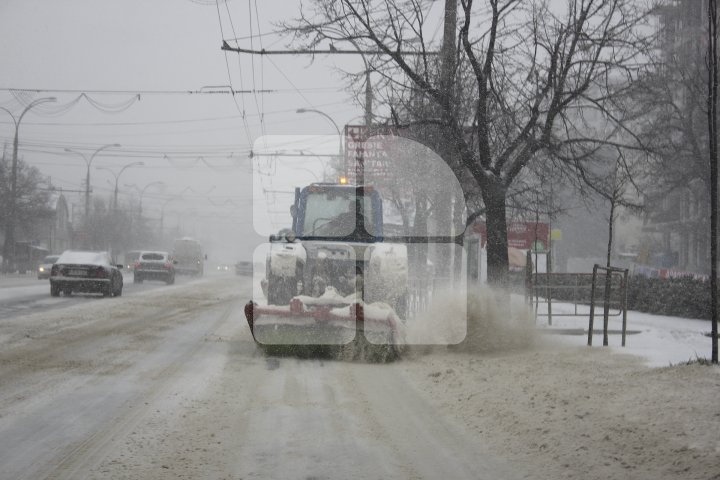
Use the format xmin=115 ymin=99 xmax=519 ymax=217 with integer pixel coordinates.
xmin=164 ymin=262 xmax=172 ymax=269
xmin=133 ymin=261 xmax=141 ymax=269
xmin=50 ymin=265 xmax=59 ymax=276
xmin=95 ymin=267 xmax=108 ymax=278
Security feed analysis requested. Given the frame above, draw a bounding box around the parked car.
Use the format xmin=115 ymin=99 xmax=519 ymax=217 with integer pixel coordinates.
xmin=37 ymin=254 xmax=60 ymax=280
xmin=133 ymin=251 xmax=175 ymax=285
xmin=50 ymin=251 xmax=123 ymax=297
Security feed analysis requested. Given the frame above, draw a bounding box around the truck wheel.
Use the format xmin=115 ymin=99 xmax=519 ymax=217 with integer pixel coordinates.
xmin=50 ymin=284 xmax=60 ymax=297
xmin=267 ymin=275 xmax=295 ymax=305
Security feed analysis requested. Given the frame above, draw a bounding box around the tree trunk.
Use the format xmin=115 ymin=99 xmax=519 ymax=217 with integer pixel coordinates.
xmin=482 ymin=182 xmax=509 ymax=287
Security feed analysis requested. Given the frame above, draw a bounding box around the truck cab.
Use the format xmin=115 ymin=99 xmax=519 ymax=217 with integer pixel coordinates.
xmin=287 ymin=183 xmax=383 ymax=241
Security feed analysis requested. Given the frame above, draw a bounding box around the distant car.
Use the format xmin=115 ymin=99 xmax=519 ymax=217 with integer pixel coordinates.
xmin=50 ymin=251 xmax=123 ymax=297
xmin=124 ymin=250 xmax=142 ymax=270
xmin=133 ymin=251 xmax=175 ymax=285
xmin=235 ymin=261 xmax=253 ymax=276
xmin=37 ymin=254 xmax=60 ymax=279
xmin=216 ymin=264 xmax=231 ymax=272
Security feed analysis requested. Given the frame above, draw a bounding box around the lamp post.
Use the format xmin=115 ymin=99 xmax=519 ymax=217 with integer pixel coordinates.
xmin=64 ymin=143 xmax=121 ymax=225
xmin=128 ymin=181 xmax=165 ymax=219
xmin=296 ymin=108 xmax=342 ymax=155
xmin=0 ymin=97 xmax=56 ymax=271
xmin=296 ymin=108 xmax=343 ymax=181
xmin=159 ymin=197 xmax=178 ymax=244
xmin=97 ymin=162 xmax=145 ymax=211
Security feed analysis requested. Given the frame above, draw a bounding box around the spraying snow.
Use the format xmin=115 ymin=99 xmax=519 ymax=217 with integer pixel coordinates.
xmin=407 ymin=287 xmax=536 ymax=352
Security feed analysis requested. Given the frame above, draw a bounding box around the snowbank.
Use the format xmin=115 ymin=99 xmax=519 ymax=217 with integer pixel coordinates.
xmin=402 ymin=347 xmax=720 ymax=480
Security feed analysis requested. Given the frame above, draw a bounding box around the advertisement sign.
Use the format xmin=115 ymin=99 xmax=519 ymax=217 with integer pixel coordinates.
xmin=471 ymin=221 xmax=550 ymax=250
xmin=344 ymin=125 xmax=396 ymax=182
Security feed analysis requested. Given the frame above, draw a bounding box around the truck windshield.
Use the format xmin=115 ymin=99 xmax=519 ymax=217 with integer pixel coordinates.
xmin=302 ymin=191 xmax=376 ymax=237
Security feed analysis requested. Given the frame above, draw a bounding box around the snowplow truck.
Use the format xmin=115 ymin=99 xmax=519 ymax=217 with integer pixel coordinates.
xmin=244 ymin=183 xmax=408 ymax=360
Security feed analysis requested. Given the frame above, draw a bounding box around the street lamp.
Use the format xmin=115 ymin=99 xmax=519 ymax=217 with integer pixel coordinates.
xmin=64 ymin=143 xmax=121 ymax=225
xmin=296 ymin=108 xmax=343 ymax=180
xmin=128 ymin=181 xmax=165 ymax=218
xmin=0 ymin=97 xmax=56 ymax=271
xmin=159 ymin=196 xmax=179 ymax=243
xmin=97 ymin=162 xmax=145 ymax=211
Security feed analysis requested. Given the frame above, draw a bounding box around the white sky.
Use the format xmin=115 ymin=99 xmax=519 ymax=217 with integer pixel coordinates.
xmin=0 ymin=0 xmax=395 ymax=260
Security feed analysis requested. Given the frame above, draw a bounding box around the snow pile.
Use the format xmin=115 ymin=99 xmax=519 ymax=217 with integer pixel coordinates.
xmin=403 ymin=348 xmax=720 ymax=480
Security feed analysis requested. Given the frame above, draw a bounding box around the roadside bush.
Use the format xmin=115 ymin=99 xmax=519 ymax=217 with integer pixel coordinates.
xmin=626 ymin=276 xmax=711 ymax=319
xmin=527 ymin=272 xmax=713 ymax=320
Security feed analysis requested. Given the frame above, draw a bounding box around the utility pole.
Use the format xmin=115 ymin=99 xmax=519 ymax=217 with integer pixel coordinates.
xmin=435 ymin=0 xmax=458 ymax=285
xmin=0 ymin=97 xmax=56 ymax=272
xmin=707 ymin=0 xmax=718 ymax=364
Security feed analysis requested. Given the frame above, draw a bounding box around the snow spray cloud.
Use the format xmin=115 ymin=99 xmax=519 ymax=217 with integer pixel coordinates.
xmin=249 ymin=132 xmax=469 ymax=346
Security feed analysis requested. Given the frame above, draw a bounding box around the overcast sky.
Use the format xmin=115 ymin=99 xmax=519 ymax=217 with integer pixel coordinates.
xmin=0 ymin=0 xmax=404 ymax=259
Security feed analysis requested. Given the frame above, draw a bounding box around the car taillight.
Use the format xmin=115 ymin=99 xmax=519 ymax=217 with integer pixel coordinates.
xmin=50 ymin=265 xmax=59 ymax=276
xmin=95 ymin=267 xmax=108 ymax=278
xmin=133 ymin=261 xmax=141 ymax=269
xmin=164 ymin=262 xmax=172 ymax=269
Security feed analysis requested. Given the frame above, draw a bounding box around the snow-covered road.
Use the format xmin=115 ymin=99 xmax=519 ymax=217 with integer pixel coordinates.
xmin=0 ymin=276 xmax=717 ymax=479
xmin=0 ymin=276 xmax=517 ymax=480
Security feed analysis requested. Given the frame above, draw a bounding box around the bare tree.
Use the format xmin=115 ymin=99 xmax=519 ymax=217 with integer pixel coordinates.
xmin=279 ymin=0 xmax=655 ymax=285
xmin=0 ymin=149 xmax=52 ymax=271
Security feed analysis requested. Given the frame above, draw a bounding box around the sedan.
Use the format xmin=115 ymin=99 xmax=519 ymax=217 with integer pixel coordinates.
xmin=133 ymin=251 xmax=175 ymax=285
xmin=37 ymin=254 xmax=60 ymax=279
xmin=50 ymin=251 xmax=124 ymax=297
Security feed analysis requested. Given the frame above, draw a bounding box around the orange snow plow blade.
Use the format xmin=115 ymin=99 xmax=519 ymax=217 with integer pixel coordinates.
xmin=243 ymin=298 xmax=403 ymax=362
xmin=244 ymin=298 xmax=401 ymax=346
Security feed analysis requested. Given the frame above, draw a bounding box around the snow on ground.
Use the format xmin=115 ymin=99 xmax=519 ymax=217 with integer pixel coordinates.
xmin=1 ymin=278 xmax=718 ymax=479
xmin=534 ymin=299 xmax=715 ymax=366
xmin=0 ymin=283 xmax=49 ymax=302
xmin=398 ymin=288 xmax=720 ymax=480
xmin=401 ymin=347 xmax=720 ymax=480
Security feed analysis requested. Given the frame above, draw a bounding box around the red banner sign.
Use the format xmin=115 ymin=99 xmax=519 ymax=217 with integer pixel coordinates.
xmin=471 ymin=222 xmax=550 ymax=250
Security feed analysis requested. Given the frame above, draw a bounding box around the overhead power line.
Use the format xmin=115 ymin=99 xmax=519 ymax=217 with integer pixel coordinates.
xmin=0 ymin=87 xmax=277 ymax=96
xmin=221 ymin=42 xmax=440 ymax=56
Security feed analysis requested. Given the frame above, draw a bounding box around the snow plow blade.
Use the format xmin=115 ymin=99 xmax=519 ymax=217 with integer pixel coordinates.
xmin=244 ymin=299 xmax=403 ymax=361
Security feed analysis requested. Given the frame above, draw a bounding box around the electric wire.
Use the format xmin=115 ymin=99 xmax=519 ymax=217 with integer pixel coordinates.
xmin=246 ymin=0 xmax=267 ymax=140
xmin=216 ymin=0 xmax=254 ymax=149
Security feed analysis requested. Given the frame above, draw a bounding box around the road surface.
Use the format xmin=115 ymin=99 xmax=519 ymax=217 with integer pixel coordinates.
xmin=0 ymin=274 xmax=517 ymax=480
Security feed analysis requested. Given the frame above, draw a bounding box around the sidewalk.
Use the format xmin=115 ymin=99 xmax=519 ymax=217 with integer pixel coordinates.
xmin=535 ymin=300 xmax=715 ymax=366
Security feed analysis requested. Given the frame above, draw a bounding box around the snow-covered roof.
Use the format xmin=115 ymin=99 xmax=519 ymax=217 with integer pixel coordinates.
xmin=57 ymin=250 xmax=110 ymax=266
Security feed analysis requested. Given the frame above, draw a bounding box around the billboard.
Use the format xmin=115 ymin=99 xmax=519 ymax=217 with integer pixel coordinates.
xmin=344 ymin=125 xmax=396 ymax=183
xmin=471 ymin=221 xmax=550 ymax=251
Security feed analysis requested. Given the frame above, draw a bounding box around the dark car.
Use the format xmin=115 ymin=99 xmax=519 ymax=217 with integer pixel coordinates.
xmin=37 ymin=254 xmax=60 ymax=280
xmin=133 ymin=251 xmax=175 ymax=285
xmin=235 ymin=261 xmax=253 ymax=276
xmin=50 ymin=251 xmax=123 ymax=297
